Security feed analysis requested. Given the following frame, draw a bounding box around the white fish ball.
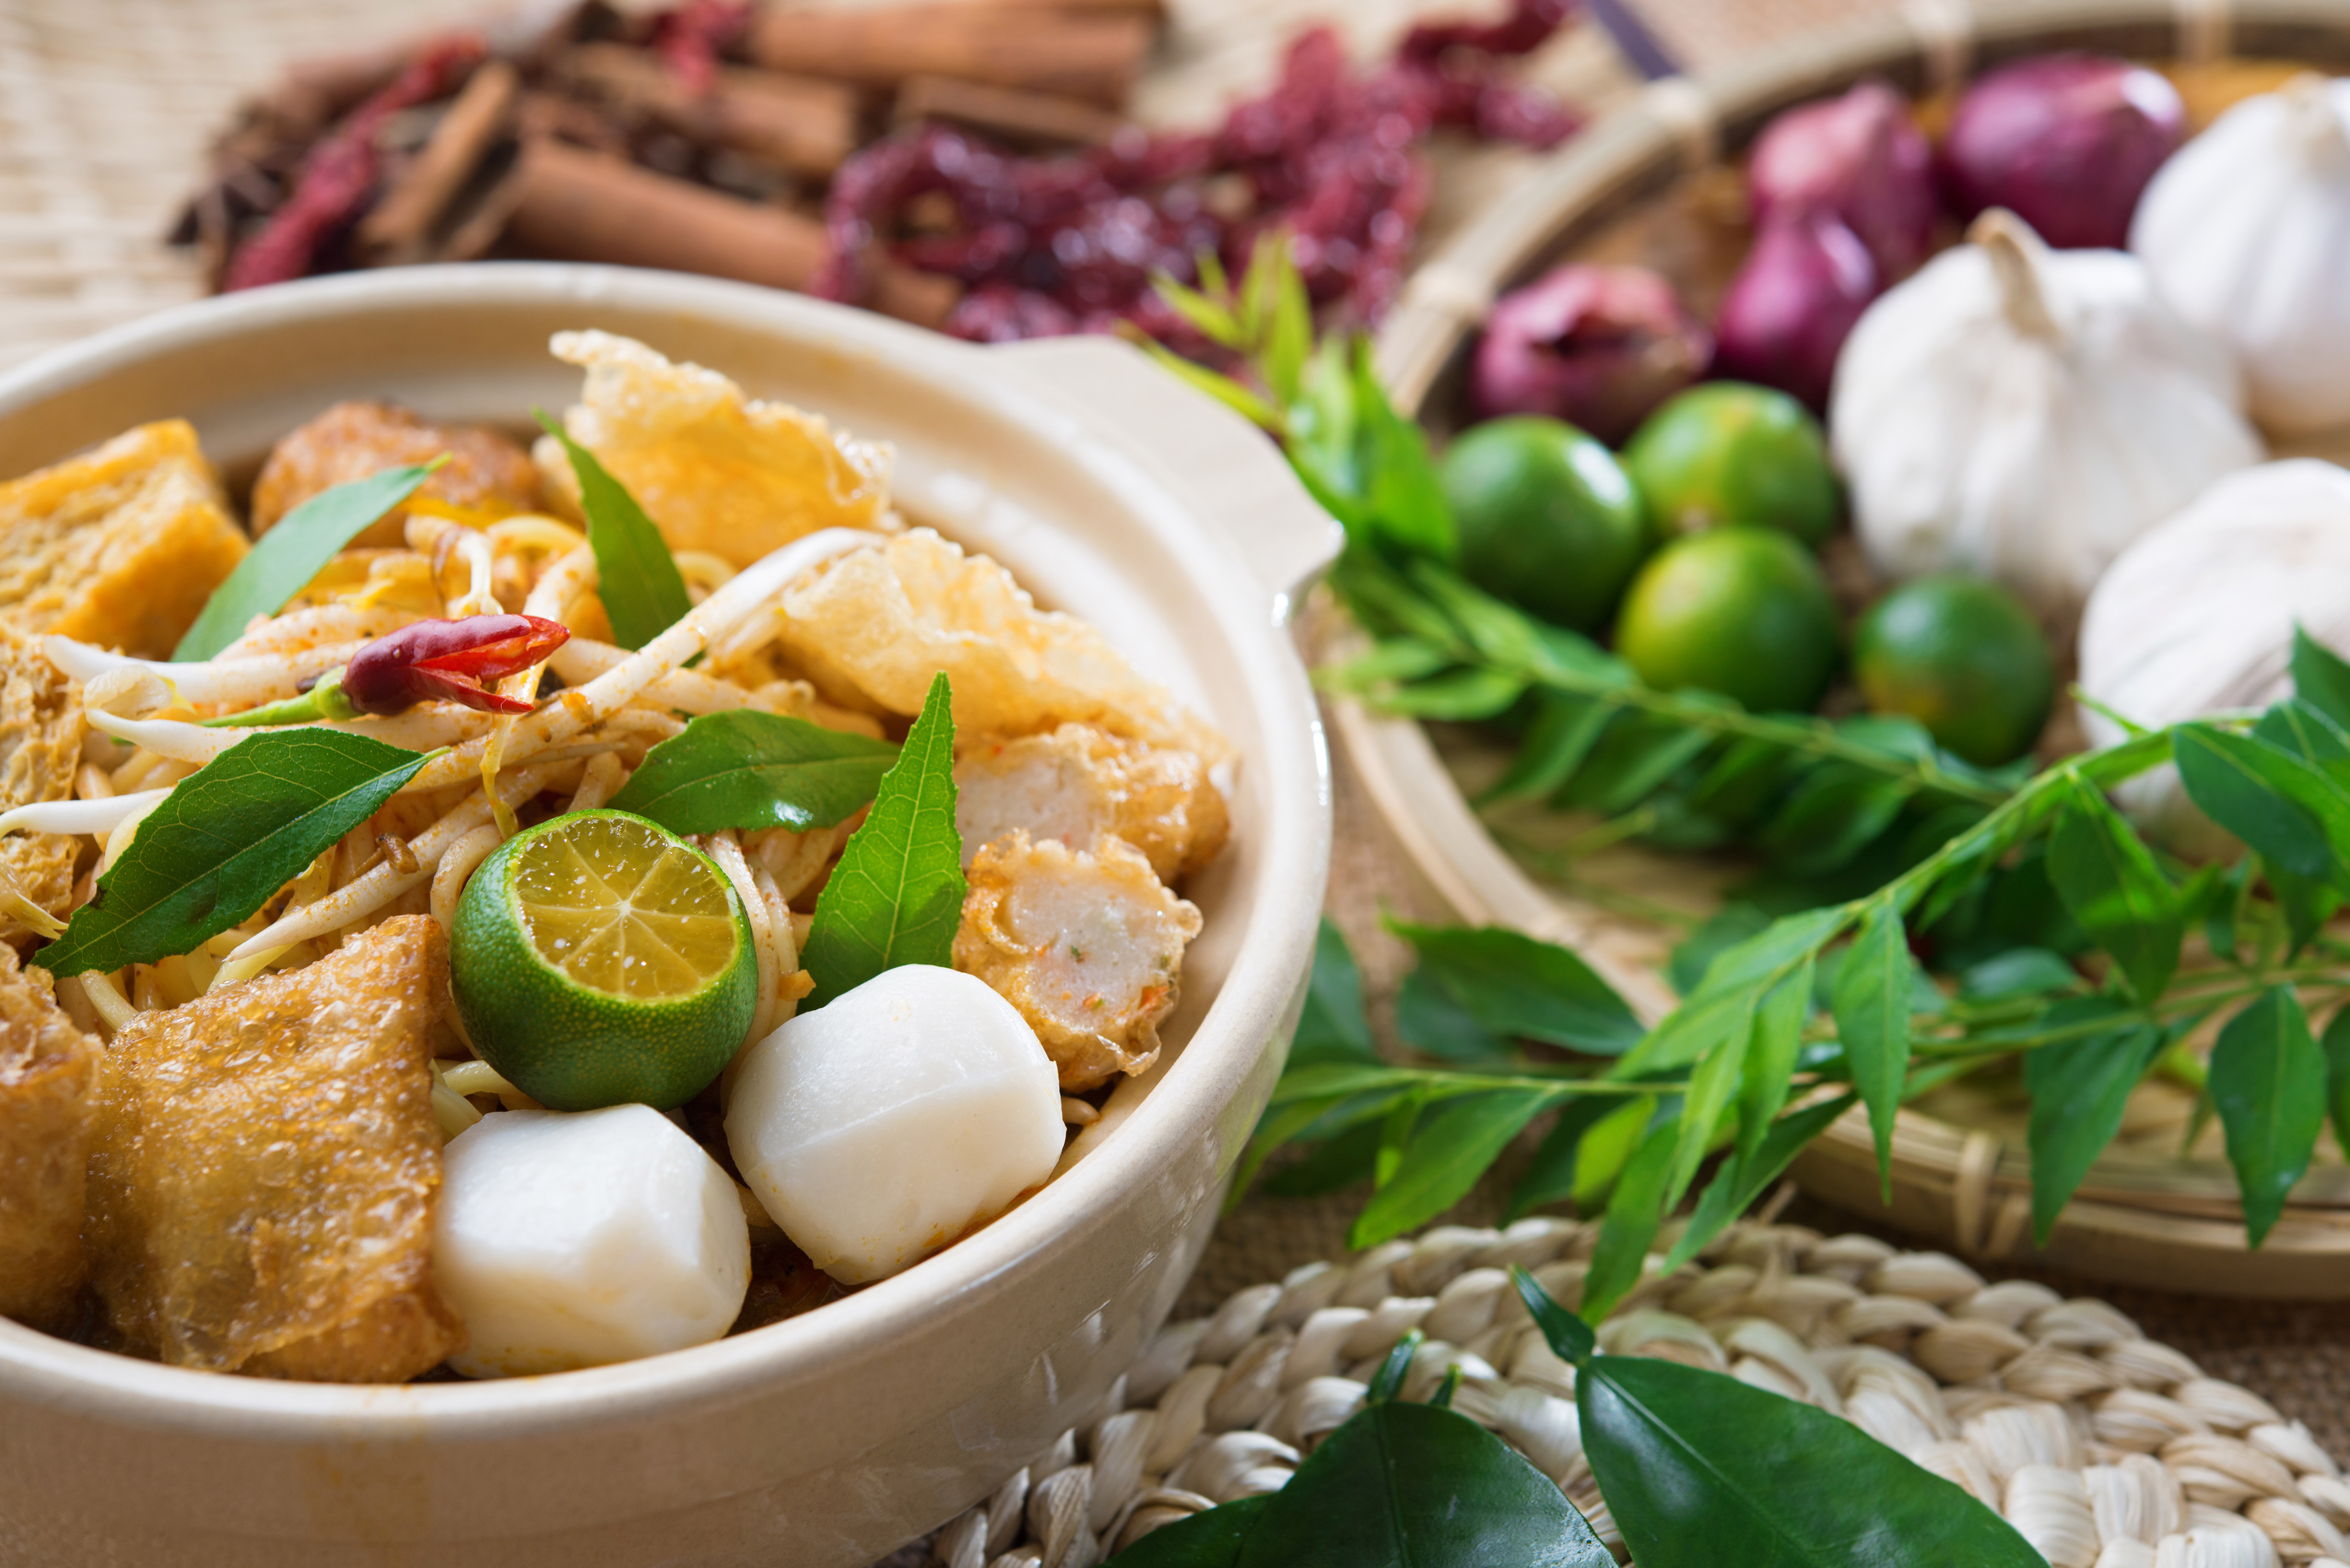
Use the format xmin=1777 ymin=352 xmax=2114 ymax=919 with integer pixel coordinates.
xmin=434 ymin=1104 xmax=750 ymax=1378
xmin=725 ymin=964 xmax=1063 ymax=1286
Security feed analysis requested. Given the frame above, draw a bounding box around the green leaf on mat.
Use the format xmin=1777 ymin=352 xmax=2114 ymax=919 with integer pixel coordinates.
xmin=1388 ymin=921 xmax=1643 ymax=1056
xmin=2210 ymin=985 xmax=2329 ymax=1247
xmin=2023 ymin=1000 xmax=2164 ymax=1246
xmin=1580 ymin=1120 xmax=1677 ymax=1322
xmin=1349 ymin=1089 xmax=1555 ymax=1249
xmin=1829 ymin=899 xmax=1912 ymax=1190
xmin=36 ymin=729 xmax=431 ymax=975
xmin=174 ymin=460 xmax=442 ymax=662
xmin=605 ymin=710 xmax=898 ymax=836
xmin=2292 ymin=626 xmax=2350 ymax=732
xmin=1104 ymin=1495 xmax=1271 ymax=1566
xmin=535 ymin=411 xmax=694 ymax=652
xmin=2046 ymin=777 xmax=2181 ymax=1004
xmin=1232 ymin=1399 xmax=1612 ymax=1568
xmin=1291 ymin=917 xmax=1379 ymax=1068
xmin=2325 ymin=1006 xmax=2350 ymax=1162
xmin=1578 ymin=1353 xmax=2046 ymax=1568
xmin=1510 ymin=1262 xmax=1596 ymax=1365
xmin=799 ymin=671 xmax=962 ymax=1008
xmin=1393 ymin=969 xmax=1512 ymax=1062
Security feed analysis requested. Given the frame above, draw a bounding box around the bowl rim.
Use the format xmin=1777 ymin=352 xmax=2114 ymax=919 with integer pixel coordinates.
xmin=0 ymin=262 xmax=1335 ymax=1429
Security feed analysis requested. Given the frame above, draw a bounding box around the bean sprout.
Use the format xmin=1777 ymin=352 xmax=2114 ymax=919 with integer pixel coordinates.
xmin=227 ymin=761 xmax=560 ymax=961
xmin=0 ymin=790 xmax=168 ymax=840
xmin=553 ymin=639 xmax=761 ymax=716
xmin=404 ymin=529 xmax=881 ymax=793
xmin=75 ymin=971 xmax=137 ymax=1034
xmin=43 ymin=635 xmax=363 ymax=708
xmin=704 ymin=831 xmax=782 ymax=1045
xmin=430 ymin=823 xmax=501 ymax=933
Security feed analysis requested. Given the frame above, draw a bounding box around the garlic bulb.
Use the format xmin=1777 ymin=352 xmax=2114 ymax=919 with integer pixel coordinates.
xmin=2079 ymin=459 xmax=2350 ymax=856
xmin=2131 ymin=75 xmax=2350 ymax=433
xmin=1830 ymin=209 xmax=2261 ymax=610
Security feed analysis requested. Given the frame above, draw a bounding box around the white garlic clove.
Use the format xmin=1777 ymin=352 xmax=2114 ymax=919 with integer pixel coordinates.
xmin=434 ymin=1104 xmax=750 ymax=1378
xmin=1831 ymin=208 xmax=2261 ymax=612
xmin=2132 ymin=74 xmax=2350 ymax=434
xmin=725 ymin=964 xmax=1063 ymax=1286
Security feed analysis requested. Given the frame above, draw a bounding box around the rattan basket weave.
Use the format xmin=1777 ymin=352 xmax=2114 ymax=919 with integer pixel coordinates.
xmin=890 ymin=1213 xmax=2350 ymax=1566
xmin=1348 ymin=0 xmax=2350 ymax=1300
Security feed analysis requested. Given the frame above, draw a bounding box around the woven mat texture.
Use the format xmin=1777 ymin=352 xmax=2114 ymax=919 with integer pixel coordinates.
xmin=0 ymin=0 xmax=2338 ymax=1469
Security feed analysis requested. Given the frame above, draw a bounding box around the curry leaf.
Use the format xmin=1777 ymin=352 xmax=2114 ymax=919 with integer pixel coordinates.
xmin=604 ymin=710 xmax=897 ymax=835
xmin=2175 ymin=725 xmax=2350 ymax=887
xmin=1291 ymin=917 xmax=1378 ymax=1067
xmin=2024 ymin=1003 xmax=2164 ymax=1245
xmin=1580 ymin=1119 xmax=1676 ymax=1322
xmin=1350 ymin=1089 xmax=1556 ymax=1248
xmin=1664 ymin=1002 xmax=1749 ymax=1210
xmin=1388 ymin=921 xmax=1643 ymax=1056
xmin=1505 ymin=1095 xmax=1622 ymax=1220
xmin=2046 ymin=778 xmax=2181 ymax=1004
xmin=1478 ymin=691 xmax=1615 ymax=804
xmin=1667 ymin=1093 xmax=1860 ymax=1271
xmin=174 ymin=461 xmax=442 ymax=662
xmin=1510 ymin=1262 xmax=1595 ymax=1364
xmin=2325 ymin=1005 xmax=2350 ymax=1162
xmin=1578 ymin=1353 xmax=2046 ymax=1568
xmin=800 ymin=672 xmax=962 ymax=1008
xmin=2210 ymin=985 xmax=2328 ymax=1246
xmin=1571 ymin=1093 xmax=1660 ymax=1212
xmin=1829 ymin=899 xmax=1911 ymax=1190
xmin=1103 ymin=1495 xmax=1271 ymax=1566
xmin=1232 ymin=1399 xmax=1612 ymax=1568
xmin=36 ymin=729 xmax=430 ymax=975
xmin=1735 ymin=959 xmax=1814 ymax=1162
xmin=2292 ymin=626 xmax=2350 ymax=731
xmin=536 ymin=411 xmax=694 ymax=651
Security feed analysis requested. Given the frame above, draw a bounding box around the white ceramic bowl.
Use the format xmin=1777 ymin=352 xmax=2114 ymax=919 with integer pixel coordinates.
xmin=0 ymin=265 xmax=1338 ymax=1568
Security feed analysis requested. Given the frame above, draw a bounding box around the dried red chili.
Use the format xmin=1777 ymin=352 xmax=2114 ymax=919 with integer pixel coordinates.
xmin=648 ymin=0 xmax=754 ymax=96
xmin=219 ymin=35 xmax=486 ymax=292
xmin=815 ymin=0 xmax=1582 ymax=344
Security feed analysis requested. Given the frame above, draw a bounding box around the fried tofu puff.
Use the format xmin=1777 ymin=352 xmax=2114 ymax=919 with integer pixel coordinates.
xmin=955 ymin=724 xmax=1229 ymax=883
xmin=0 ymin=944 xmax=99 ymax=1328
xmin=534 ymin=330 xmax=891 ymax=569
xmin=772 ymin=529 xmax=1230 ymax=762
xmin=954 ymin=832 xmax=1202 ymax=1092
xmin=85 ymin=916 xmax=464 ymax=1380
xmin=0 ymin=620 xmax=86 ymax=940
xmin=251 ymin=401 xmax=543 ymax=548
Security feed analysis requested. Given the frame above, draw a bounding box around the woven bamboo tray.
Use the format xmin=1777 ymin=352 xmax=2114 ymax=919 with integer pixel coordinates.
xmin=1349 ymin=0 xmax=2350 ymax=1298
xmin=885 ymin=1213 xmax=2350 ymax=1565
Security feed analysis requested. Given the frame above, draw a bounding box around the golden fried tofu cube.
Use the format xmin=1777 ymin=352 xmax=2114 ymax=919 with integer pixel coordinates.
xmin=535 ymin=329 xmax=891 ymax=568
xmin=954 ymin=832 xmax=1202 ymax=1092
xmin=774 ymin=528 xmax=1230 ymax=761
xmin=957 ymin=724 xmax=1229 ymax=884
xmin=0 ymin=944 xmax=99 ymax=1328
xmin=251 ymin=400 xmax=544 ymax=549
xmin=86 ymin=916 xmax=464 ymax=1380
xmin=0 ymin=620 xmax=85 ymax=939
xmin=0 ymin=420 xmax=249 ymax=658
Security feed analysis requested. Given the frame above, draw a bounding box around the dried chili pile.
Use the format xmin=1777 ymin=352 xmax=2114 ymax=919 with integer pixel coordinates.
xmin=814 ymin=0 xmax=1582 ymax=344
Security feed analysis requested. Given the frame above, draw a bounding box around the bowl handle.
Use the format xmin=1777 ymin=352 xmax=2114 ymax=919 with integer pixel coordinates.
xmin=984 ymin=336 xmax=1344 ymax=625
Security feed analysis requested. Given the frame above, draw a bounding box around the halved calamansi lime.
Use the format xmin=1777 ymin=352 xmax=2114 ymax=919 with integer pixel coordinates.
xmin=451 ymin=810 xmax=756 ymax=1111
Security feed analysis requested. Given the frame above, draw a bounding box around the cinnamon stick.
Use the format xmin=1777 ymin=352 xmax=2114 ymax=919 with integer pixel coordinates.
xmin=360 ymin=60 xmax=520 ymax=265
xmin=894 ymin=74 xmax=1126 ymax=148
xmin=503 ymin=138 xmax=960 ymax=328
xmin=747 ymin=6 xmax=1152 ymax=106
xmin=553 ymin=43 xmax=861 ymax=177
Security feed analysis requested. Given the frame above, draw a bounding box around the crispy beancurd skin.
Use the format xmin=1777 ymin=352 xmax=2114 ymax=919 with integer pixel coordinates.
xmin=0 ymin=943 xmax=100 ymax=1328
xmin=954 ymin=723 xmax=1229 ymax=882
xmin=0 ymin=620 xmax=86 ymax=940
xmin=250 ymin=401 xmax=543 ymax=548
xmin=953 ymin=831 xmax=1202 ymax=1092
xmin=770 ymin=529 xmax=1231 ymax=761
xmin=84 ymin=917 xmax=464 ymax=1379
xmin=533 ymin=328 xmax=891 ymax=568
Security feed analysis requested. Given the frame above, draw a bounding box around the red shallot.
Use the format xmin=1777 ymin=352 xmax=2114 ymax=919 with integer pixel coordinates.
xmin=1712 ymin=208 xmax=1878 ymax=412
xmin=1469 ymin=264 xmax=1711 ymax=442
xmin=1747 ymin=80 xmax=1936 ymax=279
xmin=1940 ymin=54 xmax=2186 ymax=251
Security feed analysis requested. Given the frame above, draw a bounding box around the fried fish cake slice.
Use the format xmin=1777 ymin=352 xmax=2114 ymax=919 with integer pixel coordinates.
xmin=0 ymin=944 xmax=99 ymax=1328
xmin=773 ymin=529 xmax=1230 ymax=762
xmin=0 ymin=419 xmax=248 ymax=658
xmin=956 ymin=724 xmax=1229 ymax=883
xmin=0 ymin=619 xmax=86 ymax=940
xmin=954 ymin=831 xmax=1202 ymax=1092
xmin=86 ymin=916 xmax=464 ymax=1380
xmin=251 ymin=400 xmax=544 ymax=549
xmin=535 ymin=329 xmax=890 ymax=569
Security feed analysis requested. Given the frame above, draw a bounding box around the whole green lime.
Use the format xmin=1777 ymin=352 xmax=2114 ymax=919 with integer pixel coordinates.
xmin=1438 ymin=415 xmax=1648 ymax=631
xmin=1853 ymin=574 xmax=2054 ymax=766
xmin=1623 ymin=382 xmax=1839 ymax=547
xmin=1613 ymin=527 xmax=1840 ymax=713
xmin=451 ymin=809 xmax=758 ymax=1111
